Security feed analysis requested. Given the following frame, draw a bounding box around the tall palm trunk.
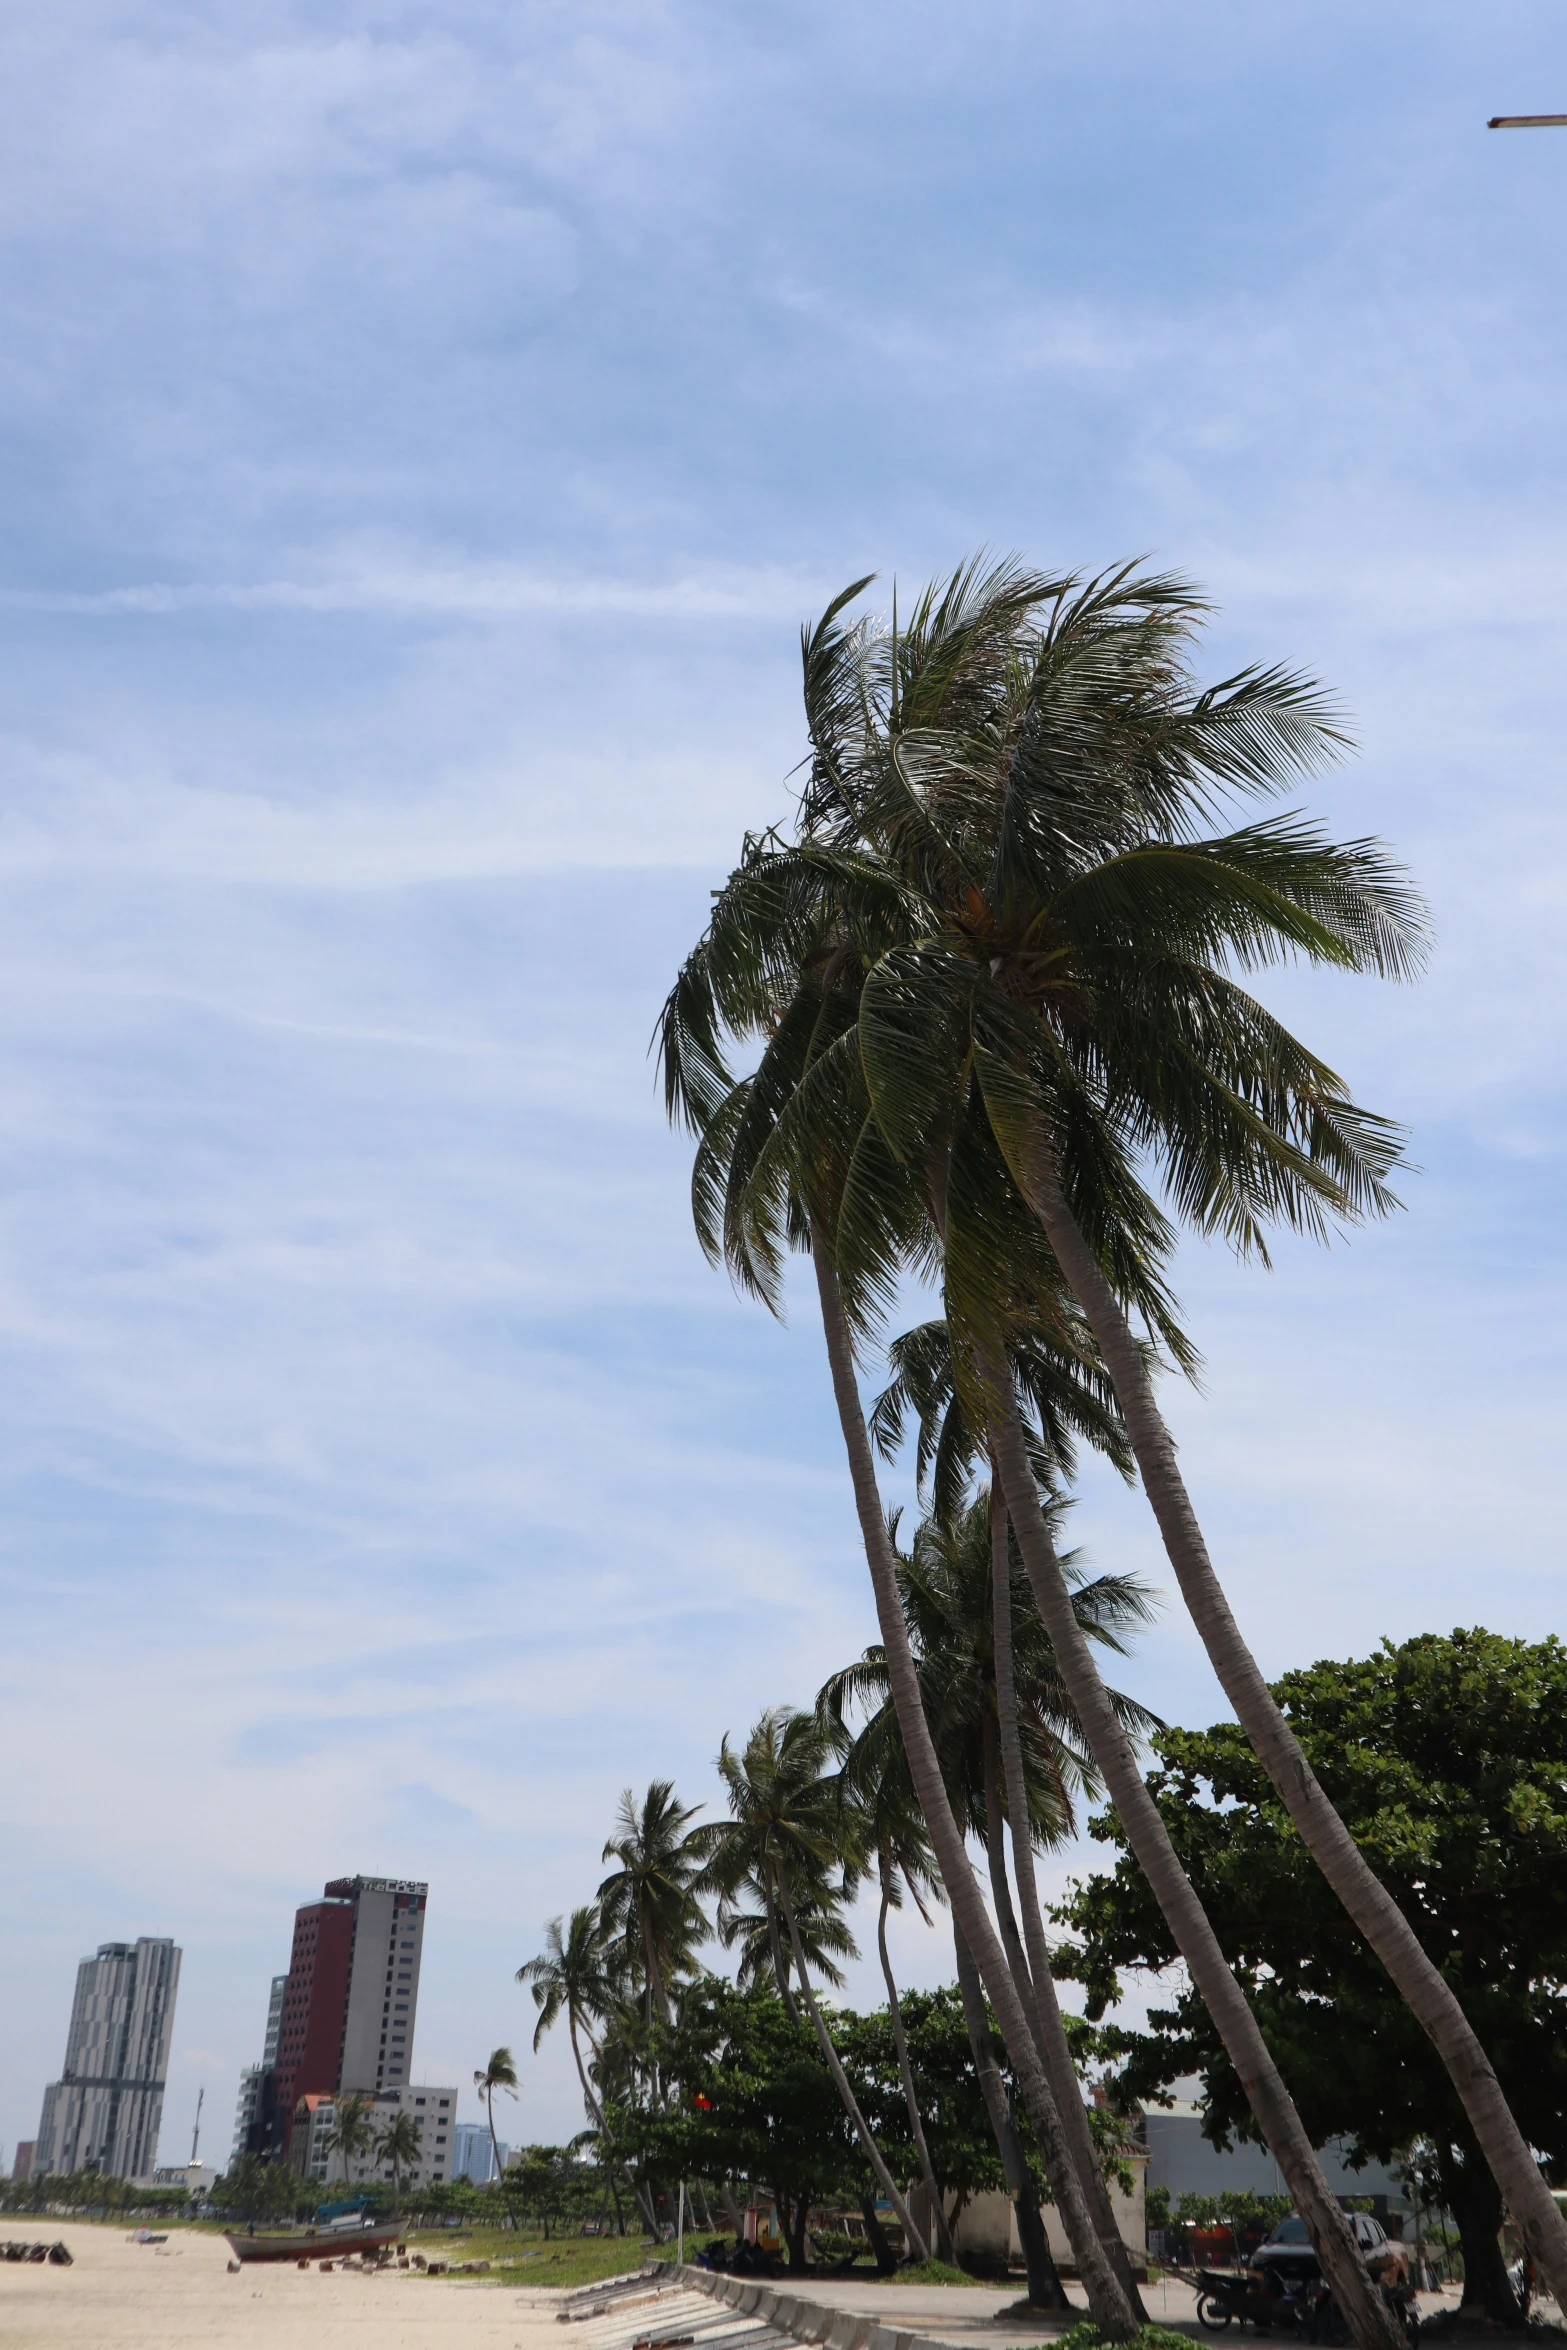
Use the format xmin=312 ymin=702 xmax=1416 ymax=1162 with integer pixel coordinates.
xmin=1029 ymin=1166 xmax=1567 ymax=2307
xmin=986 ymin=1379 xmax=1404 ymax=2350
xmin=876 ymin=1871 xmax=954 ymax=2263
xmin=950 ymin=1914 xmax=1067 ymax=2310
xmin=641 ymin=1913 xmax=671 ymax=2027
xmin=775 ymin=1870 xmax=931 ymax=2261
xmin=485 ymin=2086 xmax=502 ymax=2189
xmin=570 ymin=2016 xmax=654 ymax=2235
xmin=764 ymin=1876 xmax=800 ymax=2021
xmin=811 ymin=1238 xmax=1137 ymax=2339
xmin=988 ymin=1493 xmax=1147 ymax=2315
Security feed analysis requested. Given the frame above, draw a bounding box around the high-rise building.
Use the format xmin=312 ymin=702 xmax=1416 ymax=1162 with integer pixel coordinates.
xmin=451 ymin=2119 xmax=509 ymax=2184
xmin=34 ymin=1938 xmax=181 ymax=2179
xmin=231 ymin=1973 xmax=288 ymax=2162
xmin=271 ymin=1877 xmax=428 ymax=2147
xmin=11 ymin=2143 xmax=34 ymax=2183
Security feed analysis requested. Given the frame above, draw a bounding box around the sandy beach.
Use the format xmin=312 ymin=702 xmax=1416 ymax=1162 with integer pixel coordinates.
xmin=0 ymin=2221 xmax=569 ymax=2350
xmin=0 ymin=2222 xmax=1499 ymax=2350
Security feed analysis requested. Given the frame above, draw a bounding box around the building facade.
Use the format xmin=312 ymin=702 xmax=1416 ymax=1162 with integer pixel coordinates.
xmin=450 ymin=2120 xmax=509 ymax=2184
xmin=34 ymin=1938 xmax=181 ymax=2180
xmin=231 ymin=1974 xmax=288 ymax=2162
xmin=289 ymin=2083 xmax=456 ymax=2187
xmin=1143 ymin=2097 xmax=1411 ymax=2220
xmin=10 ymin=2144 xmax=33 ymax=2183
xmin=244 ymin=1875 xmax=430 ymax=2157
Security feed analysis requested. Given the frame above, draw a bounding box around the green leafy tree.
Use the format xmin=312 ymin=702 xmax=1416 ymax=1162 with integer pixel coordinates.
xmin=1059 ymin=1630 xmax=1567 ymax=2323
xmin=217 ymin=2152 xmax=303 ymax=2222
xmin=633 ymin=1976 xmax=864 ymax=2269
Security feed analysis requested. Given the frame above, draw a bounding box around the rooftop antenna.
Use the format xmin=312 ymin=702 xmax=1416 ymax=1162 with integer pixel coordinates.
xmin=190 ymin=2086 xmax=203 ymax=2167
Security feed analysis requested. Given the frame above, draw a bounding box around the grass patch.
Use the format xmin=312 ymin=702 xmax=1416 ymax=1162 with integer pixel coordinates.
xmin=1055 ymin=2327 xmax=1194 ymax=2350
xmin=889 ymin=2260 xmax=993 ymax=2287
xmin=409 ymin=2225 xmax=658 ymax=2289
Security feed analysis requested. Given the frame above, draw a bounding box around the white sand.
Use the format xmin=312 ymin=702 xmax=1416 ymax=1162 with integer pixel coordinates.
xmin=0 ymin=2221 xmax=567 ymax=2350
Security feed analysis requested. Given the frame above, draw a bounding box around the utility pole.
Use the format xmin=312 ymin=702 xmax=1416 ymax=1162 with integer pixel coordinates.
xmin=1489 ymin=115 xmax=1567 ymax=129
xmin=189 ymin=2086 xmax=203 ymax=2167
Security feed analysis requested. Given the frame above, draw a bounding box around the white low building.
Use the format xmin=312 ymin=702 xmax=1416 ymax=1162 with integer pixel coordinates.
xmin=944 ymin=2151 xmax=1148 ymax=2278
xmin=290 ymin=2084 xmax=457 ymax=2187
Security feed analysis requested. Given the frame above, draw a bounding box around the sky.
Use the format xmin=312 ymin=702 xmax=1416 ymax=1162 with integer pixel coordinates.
xmin=1 ymin=0 xmax=1566 ymax=2165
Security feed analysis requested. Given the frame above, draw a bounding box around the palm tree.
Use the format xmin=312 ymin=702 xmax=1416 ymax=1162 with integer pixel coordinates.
xmin=597 ymin=1782 xmax=709 ymax=2029
xmin=872 ymin=1312 xmax=1152 ymax=2304
xmin=837 ymin=1749 xmax=953 ymax=2262
xmin=657 ymin=611 xmax=1418 ymax=2350
xmin=320 ymin=2092 xmax=374 ymax=2184
xmin=694 ymin=1706 xmax=930 ymax=2261
xmin=519 ymin=1908 xmax=613 ymax=2135
xmin=474 ymin=2048 xmax=518 ymax=2192
xmin=718 ymin=1878 xmax=858 ymax=2013
xmin=518 ymin=1907 xmax=648 ymax=2236
xmin=824 ymin=1486 xmax=1155 ymax=2307
xmin=375 ymin=2110 xmax=421 ymax=2208
xmin=798 ymin=556 xmax=1567 ymax=2311
xmin=661 ymin=925 xmax=1141 ymax=2336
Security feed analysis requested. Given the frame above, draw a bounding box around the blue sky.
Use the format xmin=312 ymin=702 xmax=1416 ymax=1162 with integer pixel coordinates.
xmin=2 ymin=0 xmax=1566 ymax=2160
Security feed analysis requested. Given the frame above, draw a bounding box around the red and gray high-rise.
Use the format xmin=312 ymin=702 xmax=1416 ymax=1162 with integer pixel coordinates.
xmin=270 ymin=1876 xmax=428 ymax=2148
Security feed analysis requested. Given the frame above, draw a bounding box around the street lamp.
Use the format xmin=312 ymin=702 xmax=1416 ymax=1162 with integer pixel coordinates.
xmin=1489 ymin=115 xmax=1567 ymax=128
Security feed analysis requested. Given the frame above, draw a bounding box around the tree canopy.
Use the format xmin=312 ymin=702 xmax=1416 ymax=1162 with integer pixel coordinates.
xmin=1057 ymin=1629 xmax=1567 ymax=2319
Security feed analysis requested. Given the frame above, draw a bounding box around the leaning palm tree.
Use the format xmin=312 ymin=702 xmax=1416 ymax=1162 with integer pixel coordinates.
xmin=518 ymin=1908 xmax=614 ymax=2134
xmin=597 ymin=1782 xmax=709 ymax=2029
xmin=518 ymin=1907 xmax=656 ymax=2235
xmin=796 ymin=556 xmax=1567 ymax=2309
xmin=825 ymin=1486 xmax=1155 ymax=2306
xmin=718 ymin=1879 xmax=859 ymax=2011
xmin=872 ymin=1313 xmax=1151 ymax=2304
xmin=375 ymin=2110 xmax=421 ymax=2209
xmin=657 ymin=654 xmax=1404 ymax=2348
xmin=835 ymin=1753 xmax=954 ymax=2262
xmin=694 ymin=1706 xmax=930 ymax=2261
xmin=473 ymin=2048 xmax=518 ymax=2191
xmin=661 ymin=939 xmax=1142 ymax=2336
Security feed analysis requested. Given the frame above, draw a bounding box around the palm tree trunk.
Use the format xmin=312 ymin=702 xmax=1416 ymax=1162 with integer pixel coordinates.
xmin=811 ymin=1236 xmax=1137 ymax=2339
xmin=484 ymin=2086 xmax=512 ymax=2225
xmin=570 ymin=2015 xmax=645 ymax=2233
xmin=764 ymin=1877 xmax=800 ymax=2021
xmin=876 ymin=1875 xmax=954 ymax=2263
xmin=1028 ymin=1166 xmax=1567 ymax=2308
xmin=950 ymin=1914 xmax=1067 ymax=2311
xmin=642 ymin=1914 xmax=672 ymax=2027
xmin=989 ymin=1492 xmax=1148 ymax=2315
xmin=979 ymin=1733 xmax=1145 ymax=2314
xmin=775 ymin=1869 xmax=931 ymax=2261
xmin=986 ymin=1377 xmax=1404 ymax=2350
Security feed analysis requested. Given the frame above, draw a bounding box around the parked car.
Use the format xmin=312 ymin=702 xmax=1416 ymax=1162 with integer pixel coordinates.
xmin=1250 ymin=2211 xmax=1409 ymax=2288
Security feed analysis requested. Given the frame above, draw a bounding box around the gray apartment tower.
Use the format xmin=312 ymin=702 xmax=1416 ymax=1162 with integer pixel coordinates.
xmin=34 ymin=1937 xmax=181 ymax=2180
xmin=231 ymin=1973 xmax=288 ymax=2161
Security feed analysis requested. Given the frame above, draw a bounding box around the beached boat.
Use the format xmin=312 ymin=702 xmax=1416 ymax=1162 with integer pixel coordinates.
xmin=224 ymin=2216 xmax=405 ymax=2265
